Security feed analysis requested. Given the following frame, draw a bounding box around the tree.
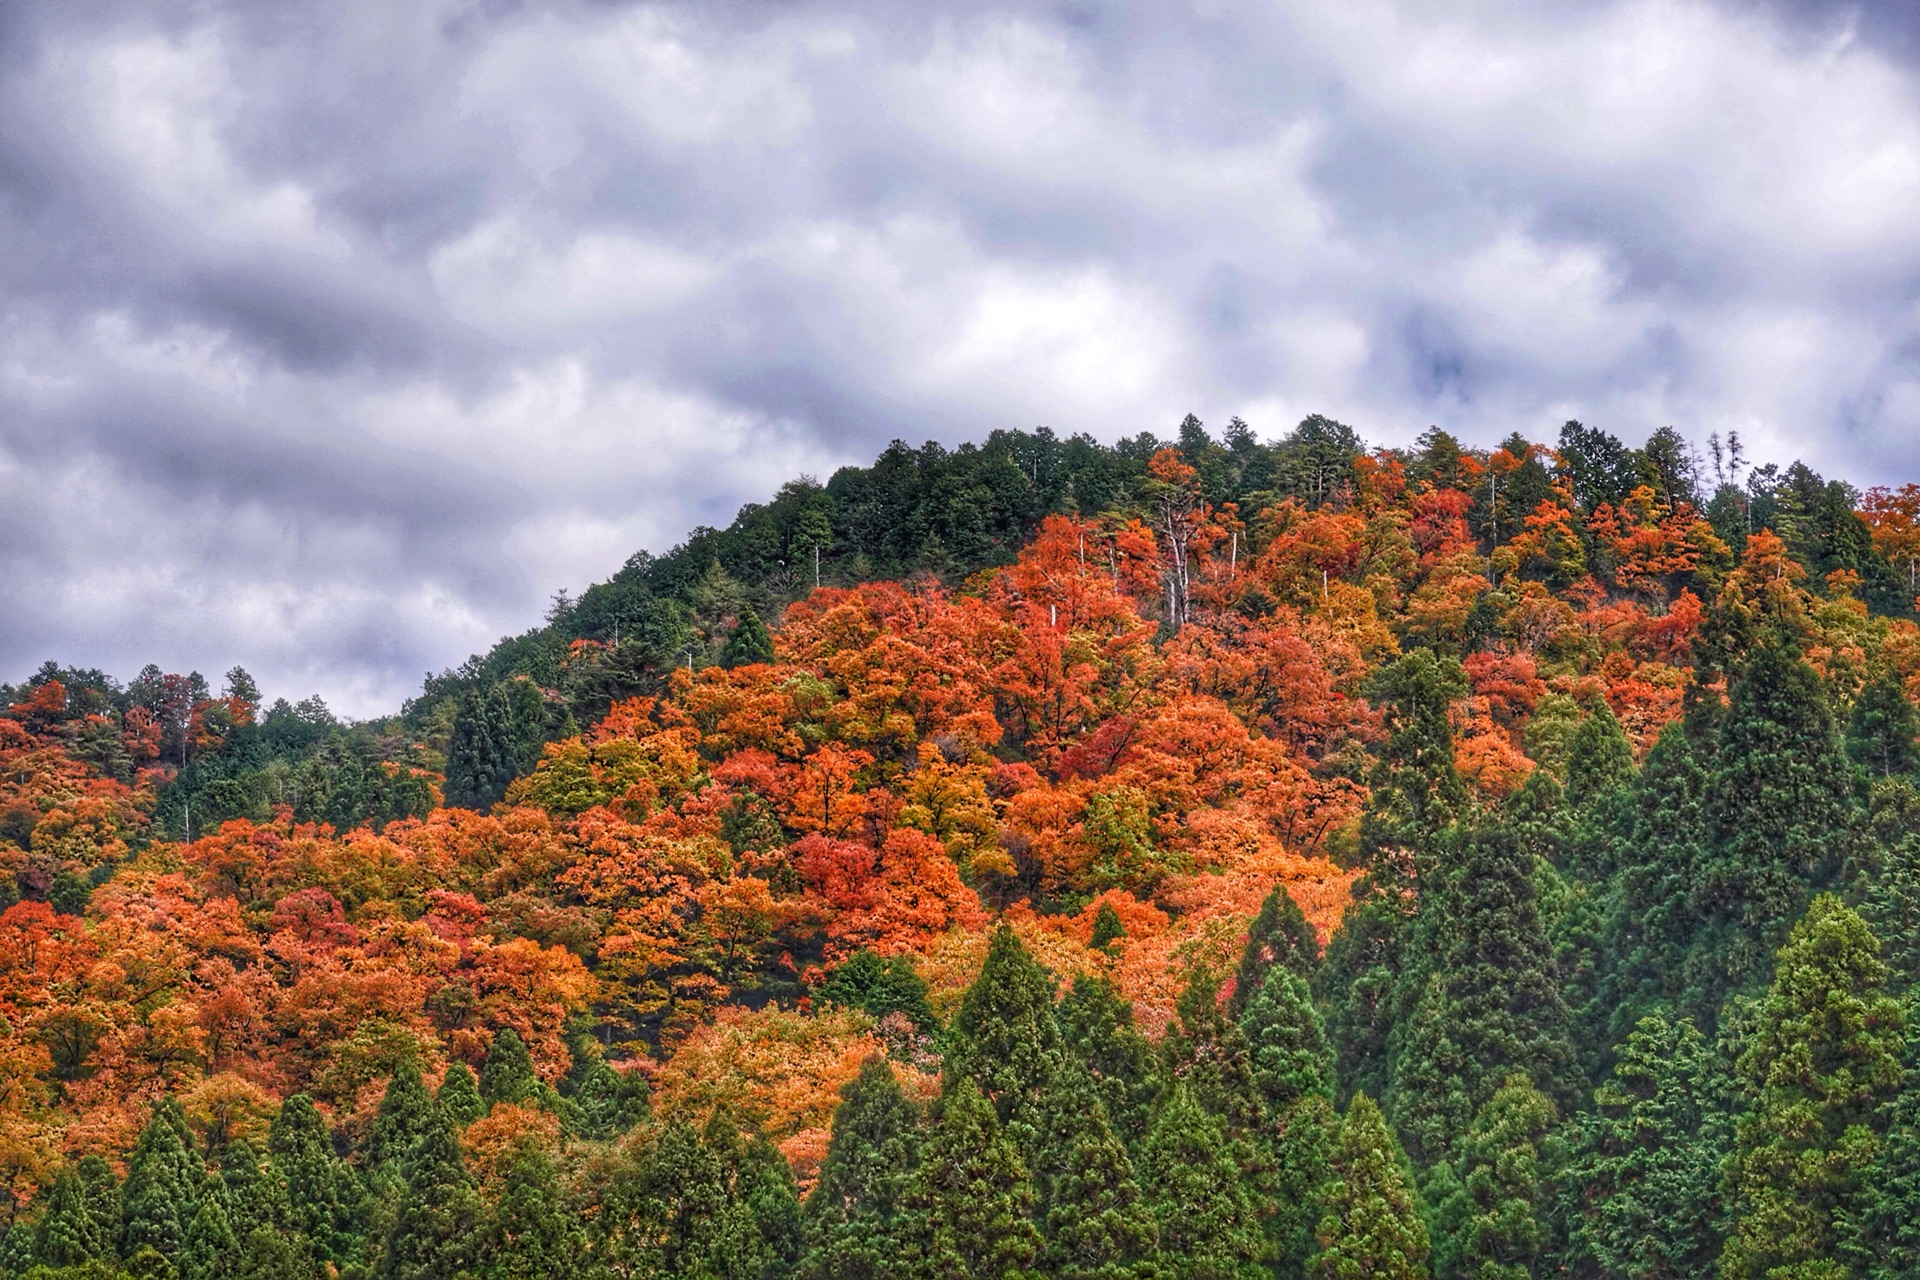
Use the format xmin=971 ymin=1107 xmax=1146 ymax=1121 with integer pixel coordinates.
xmin=1555 ymin=421 xmax=1637 ymax=516
xmin=1241 ymin=966 xmax=1335 ymax=1117
xmin=1057 ymin=975 xmax=1160 ymax=1148
xmin=721 ymin=608 xmax=776 ymax=669
xmin=1309 ymin=1093 xmax=1429 ymax=1280
xmin=571 ymin=1060 xmax=651 ymax=1142
xmin=34 ymin=1159 xmax=117 ymax=1268
xmin=269 ymin=1094 xmax=362 ymax=1267
xmin=367 ymin=1064 xmax=438 ymax=1177
xmin=1558 ymin=1014 xmax=1722 ymax=1280
xmin=376 ymin=1106 xmax=483 ymax=1280
xmin=1432 ymin=1076 xmax=1553 ymax=1280
xmin=121 ymin=1102 xmax=200 ymax=1260
xmin=1032 ymin=1062 xmax=1159 ymax=1280
xmin=440 ymin=1062 xmax=486 ymax=1128
xmin=1229 ymin=885 xmax=1319 ymax=1020
xmin=1139 ymin=1084 xmax=1269 ymax=1280
xmin=799 ymin=1057 xmax=922 ymax=1280
xmin=481 ymin=1029 xmax=540 ymax=1107
xmin=897 ymin=1076 xmax=1041 ymax=1280
xmin=179 ymin=1196 xmax=236 ymax=1280
xmin=1562 ymin=701 xmax=1635 ymax=814
xmin=485 ymin=1144 xmax=586 ymax=1280
xmin=1721 ymin=896 xmax=1905 ymax=1278
xmin=1848 ymin=672 xmax=1919 ymax=781
xmin=946 ymin=925 xmax=1064 ymax=1155
xmin=819 ymin=951 xmax=937 ymax=1031
xmin=1090 ymin=901 xmax=1127 ymax=951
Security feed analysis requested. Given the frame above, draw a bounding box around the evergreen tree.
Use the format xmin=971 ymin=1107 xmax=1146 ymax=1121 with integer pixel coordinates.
xmin=1032 ymin=1062 xmax=1159 ymax=1280
xmin=179 ymin=1196 xmax=235 ymax=1280
xmin=480 ymin=1029 xmax=540 ymax=1106
xmin=1721 ymin=896 xmax=1905 ymax=1278
xmin=1356 ymin=651 xmax=1470 ymax=899
xmin=721 ymin=607 xmax=776 ymax=669
xmin=1058 ymin=974 xmax=1160 ymax=1149
xmin=216 ymin=1139 xmax=288 ymax=1242
xmin=1562 ymin=700 xmax=1636 ymax=815
xmin=1229 ymin=884 xmax=1319 ymax=1020
xmin=1431 ymin=1076 xmax=1553 ymax=1280
xmin=1848 ymin=671 xmax=1920 ymax=781
xmin=1557 ymin=1014 xmax=1721 ymax=1279
xmin=269 ymin=1094 xmax=361 ymax=1267
xmin=0 ymin=1222 xmax=33 ymax=1277
xmin=34 ymin=1161 xmax=116 ymax=1268
xmin=703 ymin=1112 xmax=803 ymax=1280
xmin=898 ymin=1077 xmax=1040 ymax=1280
xmin=439 ymin=1061 xmax=487 ymax=1128
xmin=367 ymin=1063 xmax=438 ymax=1175
xmin=1161 ymin=968 xmax=1265 ymax=1139
xmin=1242 ymin=966 xmax=1335 ymax=1117
xmin=1700 ymin=641 xmax=1858 ymax=1006
xmin=485 ymin=1144 xmax=586 ymax=1280
xmin=1090 ymin=900 xmax=1127 ymax=951
xmin=596 ymin=1121 xmax=740 ymax=1279
xmin=1309 ymin=1093 xmax=1429 ymax=1280
xmin=1139 ymin=1084 xmax=1270 ymax=1280
xmin=946 ymin=925 xmax=1064 ymax=1155
xmin=121 ymin=1102 xmax=200 ymax=1260
xmin=820 ymin=951 xmax=937 ymax=1031
xmin=799 ymin=1057 xmax=922 ymax=1280
xmin=1847 ymin=995 xmax=1920 ymax=1278
xmin=376 ymin=1106 xmax=483 ymax=1280
xmin=234 ymin=1224 xmax=315 ymax=1280
xmin=1270 ymin=1095 xmax=1337 ymax=1280
xmin=571 ymin=1060 xmax=650 ymax=1141
xmin=1856 ymin=779 xmax=1920 ymax=993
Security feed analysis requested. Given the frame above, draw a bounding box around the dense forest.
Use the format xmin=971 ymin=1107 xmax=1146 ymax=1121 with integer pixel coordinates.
xmin=6 ymin=413 xmax=1920 ymax=1278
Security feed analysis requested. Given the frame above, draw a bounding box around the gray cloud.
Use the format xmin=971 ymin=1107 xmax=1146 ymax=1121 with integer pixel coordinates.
xmin=4 ymin=0 xmax=1920 ymax=714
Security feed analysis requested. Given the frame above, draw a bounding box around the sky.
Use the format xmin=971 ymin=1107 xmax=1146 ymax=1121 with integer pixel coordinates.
xmin=4 ymin=0 xmax=1920 ymax=717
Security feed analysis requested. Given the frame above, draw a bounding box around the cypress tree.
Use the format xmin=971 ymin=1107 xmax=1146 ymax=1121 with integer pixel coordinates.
xmin=820 ymin=951 xmax=937 ymax=1031
xmin=1270 ymin=1095 xmax=1336 ymax=1280
xmin=703 ymin=1111 xmax=803 ymax=1280
xmin=179 ymin=1196 xmax=236 ymax=1280
xmin=376 ymin=1106 xmax=483 ymax=1280
xmin=799 ymin=1057 xmax=922 ymax=1280
xmin=595 ymin=1121 xmax=734 ymax=1278
xmin=1847 ymin=670 xmax=1919 ymax=781
xmin=367 ymin=1063 xmax=438 ymax=1176
xmin=1229 ymin=884 xmax=1319 ymax=1019
xmin=485 ymin=1143 xmax=586 ymax=1280
xmin=1356 ymin=651 xmax=1469 ymax=900
xmin=34 ymin=1160 xmax=115 ymax=1267
xmin=898 ymin=1076 xmax=1040 ymax=1280
xmin=1241 ymin=966 xmax=1335 ymax=1117
xmin=1562 ymin=700 xmax=1635 ymax=815
xmin=480 ymin=1029 xmax=540 ymax=1107
xmin=721 ymin=607 xmax=776 ymax=668
xmin=1432 ymin=1075 xmax=1553 ymax=1280
xmin=1700 ymin=641 xmax=1858 ymax=1005
xmin=216 ymin=1139 xmax=288 ymax=1242
xmin=0 ymin=1222 xmax=33 ymax=1277
xmin=1057 ymin=974 xmax=1159 ymax=1148
xmin=1090 ymin=900 xmax=1127 ymax=951
xmin=1846 ymin=996 xmax=1920 ymax=1277
xmin=121 ymin=1102 xmax=201 ymax=1260
xmin=269 ymin=1094 xmax=361 ymax=1267
xmin=440 ymin=1061 xmax=486 ymax=1127
xmin=1139 ymin=1084 xmax=1270 ymax=1280
xmin=1309 ymin=1093 xmax=1429 ymax=1280
xmin=1856 ymin=779 xmax=1920 ymax=993
xmin=1721 ymin=896 xmax=1905 ymax=1278
xmin=1032 ymin=1062 xmax=1158 ymax=1280
xmin=946 ymin=924 xmax=1064 ymax=1155
xmin=1161 ymin=968 xmax=1265 ymax=1140
xmin=571 ymin=1060 xmax=650 ymax=1141
xmin=1556 ymin=1012 xmax=1722 ymax=1280
xmin=235 ymin=1224 xmax=315 ymax=1280
xmin=444 ymin=684 xmax=511 ymax=811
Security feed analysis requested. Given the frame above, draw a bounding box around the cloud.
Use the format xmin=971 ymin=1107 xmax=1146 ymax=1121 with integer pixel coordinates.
xmin=3 ymin=0 xmax=1920 ymax=713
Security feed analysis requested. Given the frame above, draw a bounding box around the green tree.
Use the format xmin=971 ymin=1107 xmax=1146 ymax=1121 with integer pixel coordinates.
xmin=571 ymin=1060 xmax=651 ymax=1141
xmin=439 ymin=1061 xmax=486 ymax=1128
xmin=485 ymin=1144 xmax=586 ymax=1280
xmin=946 ymin=924 xmax=1064 ymax=1156
xmin=1139 ymin=1084 xmax=1270 ymax=1280
xmin=595 ymin=1122 xmax=738 ymax=1279
xmin=480 ymin=1029 xmax=540 ymax=1107
xmin=1057 ymin=974 xmax=1160 ymax=1148
xmin=1556 ymin=1013 xmax=1721 ymax=1279
xmin=820 ymin=951 xmax=937 ymax=1031
xmin=1848 ymin=672 xmax=1919 ymax=781
xmin=1032 ymin=1063 xmax=1159 ymax=1280
xmin=898 ymin=1077 xmax=1041 ymax=1280
xmin=269 ymin=1094 xmax=362 ymax=1267
xmin=1270 ymin=1096 xmax=1337 ymax=1280
xmin=1721 ymin=896 xmax=1905 ymax=1279
xmin=216 ymin=1140 xmax=289 ymax=1242
xmin=34 ymin=1160 xmax=117 ymax=1268
xmin=1309 ymin=1093 xmax=1429 ymax=1280
xmin=376 ymin=1106 xmax=483 ymax=1280
xmin=178 ymin=1197 xmax=235 ymax=1280
xmin=1562 ymin=701 xmax=1636 ymax=816
xmin=721 ymin=608 xmax=776 ymax=669
xmin=367 ymin=1063 xmax=438 ymax=1176
xmin=1228 ymin=885 xmax=1319 ymax=1020
xmin=121 ymin=1102 xmax=200 ymax=1260
xmin=1161 ymin=968 xmax=1265 ymax=1139
xmin=1241 ymin=966 xmax=1335 ymax=1116
xmin=1432 ymin=1076 xmax=1553 ymax=1280
xmin=1090 ymin=901 xmax=1127 ymax=951
xmin=799 ymin=1057 xmax=922 ymax=1280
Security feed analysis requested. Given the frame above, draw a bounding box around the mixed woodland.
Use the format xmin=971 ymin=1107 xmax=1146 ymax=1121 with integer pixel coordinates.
xmin=6 ymin=415 xmax=1920 ymax=1277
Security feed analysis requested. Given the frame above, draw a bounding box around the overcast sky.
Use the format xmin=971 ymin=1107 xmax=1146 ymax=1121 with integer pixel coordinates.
xmin=3 ymin=0 xmax=1920 ymax=716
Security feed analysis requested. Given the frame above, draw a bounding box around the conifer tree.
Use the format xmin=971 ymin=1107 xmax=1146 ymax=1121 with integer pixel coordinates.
xmin=269 ymin=1094 xmax=361 ymax=1267
xmin=1242 ymin=966 xmax=1335 ymax=1116
xmin=1139 ymin=1084 xmax=1270 ymax=1280
xmin=1848 ymin=670 xmax=1919 ymax=781
xmin=440 ymin=1061 xmax=486 ymax=1127
xmin=376 ymin=1105 xmax=483 ymax=1280
xmin=1721 ymin=896 xmax=1905 ymax=1278
xmin=1229 ymin=884 xmax=1320 ymax=1019
xmin=1430 ymin=1075 xmax=1552 ymax=1280
xmin=1032 ymin=1062 xmax=1159 ymax=1280
xmin=1562 ymin=700 xmax=1635 ymax=815
xmin=1270 ymin=1095 xmax=1336 ymax=1280
xmin=485 ymin=1143 xmax=586 ymax=1280
xmin=1057 ymin=975 xmax=1160 ymax=1148
xmin=596 ymin=1122 xmax=735 ymax=1278
xmin=571 ymin=1060 xmax=650 ymax=1141
xmin=898 ymin=1077 xmax=1040 ymax=1280
xmin=367 ymin=1063 xmax=438 ymax=1176
xmin=1557 ymin=1013 xmax=1722 ymax=1279
xmin=121 ymin=1102 xmax=201 ymax=1260
xmin=481 ymin=1028 xmax=540 ymax=1106
xmin=1090 ymin=900 xmax=1127 ymax=951
xmin=820 ymin=951 xmax=938 ymax=1031
xmin=34 ymin=1160 xmax=116 ymax=1268
xmin=1309 ymin=1093 xmax=1429 ymax=1280
xmin=179 ymin=1195 xmax=236 ymax=1280
xmin=0 ymin=1222 xmax=33 ymax=1276
xmin=1161 ymin=968 xmax=1265 ymax=1139
xmin=216 ymin=1139 xmax=289 ymax=1242
xmin=721 ymin=607 xmax=776 ymax=668
xmin=235 ymin=1224 xmax=314 ymax=1280
xmin=946 ymin=924 xmax=1064 ymax=1154
xmin=1856 ymin=779 xmax=1920 ymax=993
xmin=799 ymin=1057 xmax=922 ymax=1280
xmin=704 ymin=1112 xmax=804 ymax=1279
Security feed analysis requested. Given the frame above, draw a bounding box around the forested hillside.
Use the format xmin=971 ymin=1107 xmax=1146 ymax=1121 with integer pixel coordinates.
xmin=6 ymin=415 xmax=1920 ymax=1278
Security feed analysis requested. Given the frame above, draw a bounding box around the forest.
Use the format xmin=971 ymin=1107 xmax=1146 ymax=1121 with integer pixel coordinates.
xmin=5 ymin=413 xmax=1920 ymax=1278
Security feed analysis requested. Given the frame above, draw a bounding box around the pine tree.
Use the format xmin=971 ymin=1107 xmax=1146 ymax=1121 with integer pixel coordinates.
xmin=1229 ymin=884 xmax=1320 ymax=1019
xmin=1700 ymin=641 xmax=1858 ymax=1006
xmin=1847 ymin=996 xmax=1920 ymax=1278
xmin=1161 ymin=968 xmax=1265 ymax=1139
xmin=799 ymin=1057 xmax=922 ymax=1280
xmin=1721 ymin=896 xmax=1905 ymax=1278
xmin=1562 ymin=700 xmax=1635 ymax=815
xmin=571 ymin=1059 xmax=650 ymax=1141
xmin=730 ymin=1132 xmax=806 ymax=1280
xmin=721 ymin=607 xmax=776 ymax=668
xmin=486 ymin=1144 xmax=586 ymax=1280
xmin=269 ymin=1093 xmax=362 ymax=1267
xmin=595 ymin=1121 xmax=735 ymax=1278
xmin=481 ymin=1029 xmax=540 ymax=1106
xmin=898 ymin=1076 xmax=1041 ymax=1280
xmin=179 ymin=1196 xmax=236 ymax=1280
xmin=1557 ymin=1013 xmax=1722 ymax=1279
xmin=121 ymin=1102 xmax=201 ymax=1260
xmin=1309 ymin=1093 xmax=1429 ymax=1280
xmin=1848 ymin=670 xmax=1919 ymax=781
xmin=440 ymin=1061 xmax=486 ymax=1127
xmin=216 ymin=1139 xmax=289 ymax=1242
xmin=1856 ymin=779 xmax=1920 ymax=993
xmin=34 ymin=1159 xmax=116 ymax=1268
xmin=1270 ymin=1094 xmax=1336 ymax=1280
xmin=820 ymin=951 xmax=937 ymax=1031
xmin=367 ymin=1063 xmax=439 ymax=1175
xmin=1432 ymin=1075 xmax=1553 ymax=1280
xmin=946 ymin=924 xmax=1064 ymax=1155
xmin=234 ymin=1224 xmax=316 ymax=1280
xmin=376 ymin=1105 xmax=483 ymax=1280
xmin=1139 ymin=1084 xmax=1270 ymax=1280
xmin=1057 ymin=974 xmax=1160 ymax=1148
xmin=1032 ymin=1062 xmax=1159 ymax=1280
xmin=1356 ymin=651 xmax=1470 ymax=900
xmin=1241 ymin=966 xmax=1335 ymax=1117
xmin=1090 ymin=900 xmax=1127 ymax=951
